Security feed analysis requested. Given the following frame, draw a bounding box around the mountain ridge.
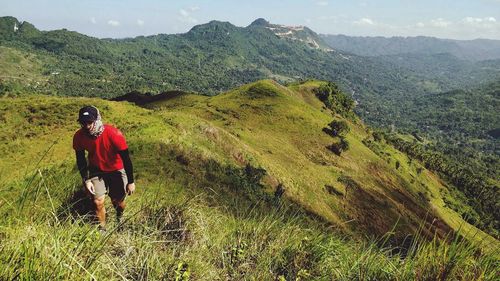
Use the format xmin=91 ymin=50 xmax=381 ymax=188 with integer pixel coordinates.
xmin=320 ymin=34 xmax=500 ymax=61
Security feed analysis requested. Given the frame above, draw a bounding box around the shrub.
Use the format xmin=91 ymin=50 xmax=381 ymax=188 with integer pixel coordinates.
xmin=315 ymin=82 xmax=355 ymax=117
xmin=327 ymin=137 xmax=350 ymax=156
xmin=327 ymin=120 xmax=350 ymax=137
xmin=372 ymin=131 xmax=384 ymax=142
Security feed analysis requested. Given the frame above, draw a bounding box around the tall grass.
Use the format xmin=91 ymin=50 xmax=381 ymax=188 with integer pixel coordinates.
xmin=1 ymin=163 xmax=498 ymax=280
xmin=0 ymin=94 xmax=497 ymax=279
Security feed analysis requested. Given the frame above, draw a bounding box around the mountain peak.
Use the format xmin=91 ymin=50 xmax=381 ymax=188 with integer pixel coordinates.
xmin=249 ymin=18 xmax=270 ymax=27
xmin=0 ymin=16 xmax=40 ymax=38
xmin=187 ymin=20 xmax=238 ymax=34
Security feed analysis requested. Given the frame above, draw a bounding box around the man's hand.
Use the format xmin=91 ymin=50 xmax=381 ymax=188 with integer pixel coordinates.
xmin=84 ymin=180 xmax=95 ymax=195
xmin=126 ymin=183 xmax=136 ymax=195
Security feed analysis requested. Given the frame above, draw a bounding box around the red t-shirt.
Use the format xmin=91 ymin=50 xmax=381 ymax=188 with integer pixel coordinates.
xmin=73 ymin=124 xmax=128 ymax=172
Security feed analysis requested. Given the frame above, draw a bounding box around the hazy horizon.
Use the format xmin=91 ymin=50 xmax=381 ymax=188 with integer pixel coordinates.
xmin=1 ymin=0 xmax=500 ymax=40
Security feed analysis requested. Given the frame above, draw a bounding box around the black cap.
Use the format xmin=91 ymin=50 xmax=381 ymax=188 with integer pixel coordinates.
xmin=78 ymin=106 xmax=98 ymax=122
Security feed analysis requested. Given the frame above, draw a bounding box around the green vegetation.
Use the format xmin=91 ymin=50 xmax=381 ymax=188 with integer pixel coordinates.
xmin=327 ymin=120 xmax=350 ymax=137
xmin=321 ymin=34 xmax=500 ymax=186
xmin=359 ymin=81 xmax=500 ymax=231
xmin=2 ymin=178 xmax=497 ymax=279
xmin=0 ymin=46 xmax=48 ymax=95
xmin=327 ymin=137 xmax=350 ymax=156
xmin=1 ymin=14 xmax=499 ymax=278
xmin=381 ymin=132 xmax=499 ymax=238
xmin=402 ymin=82 xmax=499 ymax=179
xmin=0 ymin=80 xmax=498 ymax=279
xmin=315 ymin=82 xmax=355 ymax=118
xmin=5 ymin=16 xmax=497 ymax=118
xmin=1 ymin=16 xmax=498 ymax=186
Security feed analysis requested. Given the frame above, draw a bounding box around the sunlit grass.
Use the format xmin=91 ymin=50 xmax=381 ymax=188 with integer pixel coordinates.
xmin=1 ymin=80 xmax=498 ymax=280
xmin=1 ymin=164 xmax=498 ymax=280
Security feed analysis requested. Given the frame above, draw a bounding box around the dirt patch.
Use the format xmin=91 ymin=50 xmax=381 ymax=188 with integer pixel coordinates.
xmin=202 ymin=125 xmax=220 ymax=141
xmin=231 ymin=150 xmax=247 ymax=166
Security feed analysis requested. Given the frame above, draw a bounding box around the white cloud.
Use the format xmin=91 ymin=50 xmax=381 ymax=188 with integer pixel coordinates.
xmin=178 ymin=8 xmax=198 ymax=24
xmin=354 ymin=18 xmax=375 ymax=26
xmin=180 ymin=9 xmax=189 ymax=17
xmin=463 ymin=16 xmax=496 ymax=24
xmin=137 ymin=19 xmax=144 ymax=26
xmin=90 ymin=17 xmax=97 ymax=24
xmin=316 ymin=1 xmax=328 ymax=6
xmin=338 ymin=15 xmax=499 ymax=39
xmin=406 ymin=17 xmax=500 ymax=39
xmin=429 ymin=18 xmax=451 ymax=28
xmin=189 ymin=6 xmax=200 ymax=12
xmin=458 ymin=16 xmax=499 ymax=38
xmin=108 ymin=20 xmax=120 ymax=27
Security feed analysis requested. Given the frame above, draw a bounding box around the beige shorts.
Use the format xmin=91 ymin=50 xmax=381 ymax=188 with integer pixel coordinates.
xmin=88 ymin=169 xmax=128 ymax=200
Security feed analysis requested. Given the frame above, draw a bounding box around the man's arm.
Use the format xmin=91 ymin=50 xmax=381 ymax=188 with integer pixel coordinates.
xmin=75 ymin=150 xmax=88 ymax=180
xmin=118 ymin=149 xmax=134 ymax=184
xmin=76 ymin=150 xmax=95 ymax=194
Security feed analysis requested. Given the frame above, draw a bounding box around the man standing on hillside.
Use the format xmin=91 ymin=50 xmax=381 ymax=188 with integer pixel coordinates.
xmin=73 ymin=105 xmax=135 ymax=231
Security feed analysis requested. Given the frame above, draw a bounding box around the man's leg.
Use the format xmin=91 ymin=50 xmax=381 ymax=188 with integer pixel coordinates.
xmin=94 ymin=196 xmax=106 ymax=228
xmin=107 ymin=169 xmax=128 ymax=225
xmin=111 ymin=199 xmax=126 ymax=223
xmin=89 ymin=175 xmax=108 ymax=229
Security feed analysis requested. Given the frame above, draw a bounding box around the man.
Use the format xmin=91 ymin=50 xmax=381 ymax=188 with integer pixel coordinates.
xmin=73 ymin=105 xmax=135 ymax=231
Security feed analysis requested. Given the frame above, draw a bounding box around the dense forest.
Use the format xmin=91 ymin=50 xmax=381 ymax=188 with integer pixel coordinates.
xmin=373 ymin=132 xmax=499 ymax=237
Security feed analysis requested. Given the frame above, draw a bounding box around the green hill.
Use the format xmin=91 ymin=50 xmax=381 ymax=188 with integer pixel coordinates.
xmin=0 ymin=80 xmax=497 ymax=279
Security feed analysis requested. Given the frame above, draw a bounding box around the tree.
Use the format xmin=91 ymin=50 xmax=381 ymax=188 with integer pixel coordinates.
xmin=328 ymin=137 xmax=350 ymax=156
xmin=315 ymin=82 xmax=355 ymax=117
xmin=328 ymin=120 xmax=350 ymax=137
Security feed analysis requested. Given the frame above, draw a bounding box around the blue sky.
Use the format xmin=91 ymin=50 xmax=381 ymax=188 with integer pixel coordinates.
xmin=1 ymin=0 xmax=500 ymax=39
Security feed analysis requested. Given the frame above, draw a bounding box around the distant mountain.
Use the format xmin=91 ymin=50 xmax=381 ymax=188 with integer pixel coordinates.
xmin=0 ymin=16 xmax=439 ymax=104
xmin=2 ymin=16 xmax=497 ymax=104
xmin=320 ymin=34 xmax=500 ymax=61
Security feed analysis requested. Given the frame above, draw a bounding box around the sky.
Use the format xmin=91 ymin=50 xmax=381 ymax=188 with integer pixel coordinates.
xmin=1 ymin=0 xmax=500 ymax=40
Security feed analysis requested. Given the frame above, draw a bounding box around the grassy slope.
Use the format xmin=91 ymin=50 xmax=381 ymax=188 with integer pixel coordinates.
xmin=147 ymin=80 xmax=497 ymax=244
xmin=0 ymin=46 xmax=51 ymax=94
xmin=0 ymin=80 xmax=498 ymax=279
